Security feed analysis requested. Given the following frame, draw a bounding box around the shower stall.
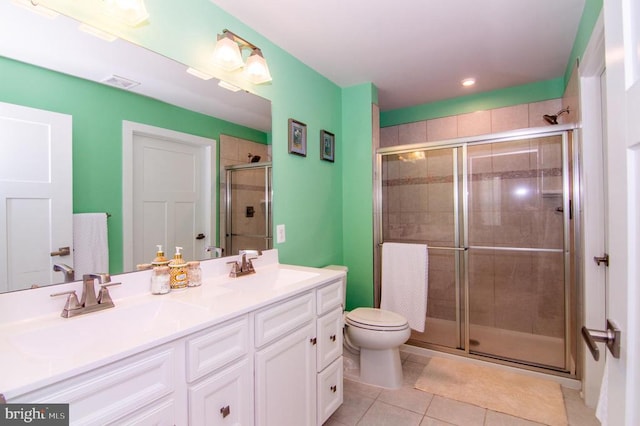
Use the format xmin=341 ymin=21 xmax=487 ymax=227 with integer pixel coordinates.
xmin=375 ymin=127 xmax=578 ymax=374
xmin=225 ymin=162 xmax=273 ymax=256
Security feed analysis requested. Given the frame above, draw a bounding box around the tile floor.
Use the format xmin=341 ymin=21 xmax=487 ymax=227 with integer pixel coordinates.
xmin=324 ymin=353 xmax=600 ymax=426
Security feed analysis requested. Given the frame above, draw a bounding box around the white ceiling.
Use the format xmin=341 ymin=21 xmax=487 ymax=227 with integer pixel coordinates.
xmin=0 ymin=2 xmax=272 ymax=132
xmin=211 ymin=0 xmax=586 ymax=111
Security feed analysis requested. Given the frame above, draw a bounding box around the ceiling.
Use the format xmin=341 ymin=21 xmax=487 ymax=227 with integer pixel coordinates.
xmin=210 ymin=0 xmax=586 ymax=111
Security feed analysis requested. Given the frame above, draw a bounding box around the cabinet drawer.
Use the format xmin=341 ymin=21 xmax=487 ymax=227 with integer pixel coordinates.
xmin=317 ymin=357 xmax=343 ymax=426
xmin=18 ymin=347 xmax=175 ymax=426
xmin=189 ymin=358 xmax=253 ymax=426
xmin=316 ymin=279 xmax=343 ymax=316
xmin=255 ymin=292 xmax=314 ymax=347
xmin=186 ymin=316 xmax=249 ymax=382
xmin=317 ymin=307 xmax=343 ymax=372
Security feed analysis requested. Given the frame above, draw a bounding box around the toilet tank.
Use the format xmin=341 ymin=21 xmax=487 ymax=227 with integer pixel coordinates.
xmin=323 ymin=265 xmax=348 ymax=308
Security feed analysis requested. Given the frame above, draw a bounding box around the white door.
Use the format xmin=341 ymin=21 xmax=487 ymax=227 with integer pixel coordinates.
xmin=0 ymin=102 xmax=72 ymax=291
xmin=601 ymin=0 xmax=640 ymax=424
xmin=122 ymin=122 xmax=215 ymax=270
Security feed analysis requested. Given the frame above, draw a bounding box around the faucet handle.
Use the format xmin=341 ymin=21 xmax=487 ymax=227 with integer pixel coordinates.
xmin=50 ymin=290 xmax=82 ymax=317
xmin=97 ymin=282 xmax=121 ymax=305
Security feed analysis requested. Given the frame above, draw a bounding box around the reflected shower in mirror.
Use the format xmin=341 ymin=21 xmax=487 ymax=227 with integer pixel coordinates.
xmin=0 ymin=2 xmax=272 ymax=293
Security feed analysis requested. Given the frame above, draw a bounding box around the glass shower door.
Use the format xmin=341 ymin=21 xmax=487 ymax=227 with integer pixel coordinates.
xmin=381 ymin=146 xmax=465 ymax=350
xmin=466 ymin=135 xmax=567 ymax=370
xmin=225 ymin=164 xmax=272 ymax=256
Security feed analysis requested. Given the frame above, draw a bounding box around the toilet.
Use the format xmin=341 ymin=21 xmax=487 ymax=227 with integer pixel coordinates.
xmin=324 ymin=265 xmax=411 ymax=389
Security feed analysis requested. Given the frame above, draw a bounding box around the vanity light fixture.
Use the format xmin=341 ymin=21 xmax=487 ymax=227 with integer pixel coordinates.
xmin=103 ymin=0 xmax=149 ymax=27
xmin=12 ymin=0 xmax=60 ymax=19
xmin=78 ymin=23 xmax=118 ymax=42
xmin=186 ymin=67 xmax=214 ymax=80
xmin=212 ymin=29 xmax=272 ymax=84
xmin=461 ymin=78 xmax=476 ymax=87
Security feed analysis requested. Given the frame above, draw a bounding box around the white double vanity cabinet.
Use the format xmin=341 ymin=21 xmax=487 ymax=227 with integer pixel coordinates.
xmin=0 ymin=251 xmax=345 ymax=425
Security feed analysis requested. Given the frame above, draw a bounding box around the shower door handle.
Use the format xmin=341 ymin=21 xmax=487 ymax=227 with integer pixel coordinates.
xmin=581 ymin=320 xmax=621 ymax=361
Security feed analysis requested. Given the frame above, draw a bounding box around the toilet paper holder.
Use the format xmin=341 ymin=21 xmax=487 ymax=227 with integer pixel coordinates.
xmin=581 ymin=319 xmax=621 ymax=361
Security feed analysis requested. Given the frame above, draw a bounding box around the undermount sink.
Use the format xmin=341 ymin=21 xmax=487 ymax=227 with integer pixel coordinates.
xmin=9 ymin=298 xmax=209 ymax=359
xmin=221 ymin=267 xmax=320 ymax=291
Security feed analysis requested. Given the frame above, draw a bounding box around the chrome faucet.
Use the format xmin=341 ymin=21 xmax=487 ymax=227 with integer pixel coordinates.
xmin=50 ymin=273 xmax=121 ymax=318
xmin=205 ymin=246 xmax=223 ymax=258
xmin=227 ymin=250 xmax=259 ymax=277
xmin=53 ymin=263 xmax=75 ymax=283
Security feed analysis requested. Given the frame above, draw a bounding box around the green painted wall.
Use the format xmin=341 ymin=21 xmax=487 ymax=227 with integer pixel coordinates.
xmin=342 ymin=84 xmax=376 ymax=310
xmin=39 ymin=0 xmax=346 ymax=271
xmin=564 ymin=0 xmax=603 ymax=85
xmin=0 ymin=56 xmax=266 ymax=274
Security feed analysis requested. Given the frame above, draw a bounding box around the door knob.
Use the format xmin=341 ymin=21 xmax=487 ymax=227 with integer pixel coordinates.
xmin=593 ymin=253 xmax=609 ymax=266
xmin=196 ymin=233 xmax=205 ymax=240
xmin=50 ymin=246 xmax=70 ymax=257
xmin=581 ymin=319 xmax=621 ymax=361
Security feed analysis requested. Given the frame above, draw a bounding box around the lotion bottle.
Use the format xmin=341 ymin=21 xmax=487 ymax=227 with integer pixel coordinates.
xmin=169 ymin=246 xmax=188 ymax=290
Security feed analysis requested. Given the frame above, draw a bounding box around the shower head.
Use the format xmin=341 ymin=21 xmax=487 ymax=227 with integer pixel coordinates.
xmin=543 ymin=107 xmax=570 ymax=125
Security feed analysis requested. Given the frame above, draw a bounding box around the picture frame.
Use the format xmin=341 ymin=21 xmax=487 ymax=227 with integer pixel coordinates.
xmin=320 ymin=130 xmax=335 ymax=162
xmin=288 ymin=118 xmax=307 ymax=156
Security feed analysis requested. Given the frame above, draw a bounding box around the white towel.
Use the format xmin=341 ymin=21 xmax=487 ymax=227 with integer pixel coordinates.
xmin=380 ymin=242 xmax=428 ymax=332
xmin=73 ymin=213 xmax=109 ymax=277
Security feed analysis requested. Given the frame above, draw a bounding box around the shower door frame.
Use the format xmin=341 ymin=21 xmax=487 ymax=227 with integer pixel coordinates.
xmin=374 ymin=124 xmax=579 ymax=376
xmin=225 ymin=162 xmax=273 ymax=256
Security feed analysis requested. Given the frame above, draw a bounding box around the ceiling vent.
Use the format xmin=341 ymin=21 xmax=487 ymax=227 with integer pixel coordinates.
xmin=101 ymin=75 xmax=140 ymax=90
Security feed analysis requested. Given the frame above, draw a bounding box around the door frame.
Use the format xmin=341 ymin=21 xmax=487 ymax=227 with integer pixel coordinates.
xmin=577 ymin=12 xmax=607 ymax=408
xmin=122 ymin=121 xmax=216 ymax=271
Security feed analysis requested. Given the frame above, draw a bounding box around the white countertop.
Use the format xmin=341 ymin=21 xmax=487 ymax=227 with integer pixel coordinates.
xmin=0 ymin=251 xmax=345 ymax=399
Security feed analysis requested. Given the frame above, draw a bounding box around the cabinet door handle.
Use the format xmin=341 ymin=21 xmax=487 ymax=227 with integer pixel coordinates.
xmin=330 ymin=385 xmax=337 ymax=393
xmin=330 ymin=334 xmax=336 ymax=342
xmin=220 ymin=405 xmax=231 ymax=418
xmin=310 ymin=337 xmax=317 ymax=345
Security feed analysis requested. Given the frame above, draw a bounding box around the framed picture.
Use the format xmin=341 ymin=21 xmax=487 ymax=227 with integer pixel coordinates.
xmin=288 ymin=118 xmax=307 ymax=156
xmin=320 ymin=130 xmax=335 ymax=162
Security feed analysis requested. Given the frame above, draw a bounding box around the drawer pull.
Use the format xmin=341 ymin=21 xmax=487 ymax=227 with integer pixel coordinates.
xmin=330 ymin=385 xmax=337 ymax=393
xmin=220 ymin=405 xmax=231 ymax=418
xmin=330 ymin=334 xmax=336 ymax=342
xmin=310 ymin=337 xmax=317 ymax=345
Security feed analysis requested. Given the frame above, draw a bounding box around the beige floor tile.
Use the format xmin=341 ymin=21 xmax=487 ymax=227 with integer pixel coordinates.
xmin=378 ymin=386 xmax=434 ymax=414
xmin=344 ymin=377 xmax=383 ymax=399
xmin=402 ymin=361 xmax=428 ymax=385
xmin=420 ymin=417 xmax=456 ymax=426
xmin=405 ymin=353 xmax=431 ymax=365
xmin=425 ymin=395 xmax=486 ymax=426
xmin=357 ymin=400 xmax=423 ymax=426
xmin=329 ymin=392 xmax=376 ymax=426
xmin=485 ymin=410 xmax=546 ymax=426
xmin=563 ymin=393 xmax=600 ymax=426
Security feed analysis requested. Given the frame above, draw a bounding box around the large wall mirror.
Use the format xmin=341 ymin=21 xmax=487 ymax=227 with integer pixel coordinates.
xmin=0 ymin=2 xmax=272 ymax=293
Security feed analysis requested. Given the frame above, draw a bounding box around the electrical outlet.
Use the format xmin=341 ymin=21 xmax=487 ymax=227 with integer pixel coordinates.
xmin=276 ymin=224 xmax=286 ymax=244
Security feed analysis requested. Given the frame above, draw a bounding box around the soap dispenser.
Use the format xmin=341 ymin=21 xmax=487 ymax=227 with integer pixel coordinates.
xmin=151 ymin=245 xmax=170 ymax=267
xmin=168 ymin=246 xmax=188 ymax=290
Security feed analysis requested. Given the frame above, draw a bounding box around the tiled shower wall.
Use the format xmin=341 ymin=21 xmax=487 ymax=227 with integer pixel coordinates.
xmin=219 ymin=135 xmax=271 ymax=255
xmin=381 ymin=98 xmax=573 ymax=340
xmin=380 ymin=98 xmax=573 ymax=147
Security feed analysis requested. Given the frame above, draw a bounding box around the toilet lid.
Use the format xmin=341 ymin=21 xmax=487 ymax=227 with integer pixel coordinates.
xmin=346 ymin=307 xmax=408 ymax=329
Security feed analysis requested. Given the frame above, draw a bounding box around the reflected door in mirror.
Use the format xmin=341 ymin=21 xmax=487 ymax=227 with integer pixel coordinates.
xmin=0 ymin=102 xmax=73 ymax=291
xmin=128 ymin=123 xmax=216 ymax=268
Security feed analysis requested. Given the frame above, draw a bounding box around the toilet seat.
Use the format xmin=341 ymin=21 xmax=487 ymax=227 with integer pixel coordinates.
xmin=346 ymin=307 xmax=409 ymax=331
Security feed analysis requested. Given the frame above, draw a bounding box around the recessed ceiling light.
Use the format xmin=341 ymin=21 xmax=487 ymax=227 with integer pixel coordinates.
xmin=12 ymin=0 xmax=59 ymax=18
xmin=218 ymin=80 xmax=241 ymax=92
xmin=186 ymin=67 xmax=214 ymax=80
xmin=78 ymin=23 xmax=118 ymax=42
xmin=462 ymin=78 xmax=476 ymax=87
